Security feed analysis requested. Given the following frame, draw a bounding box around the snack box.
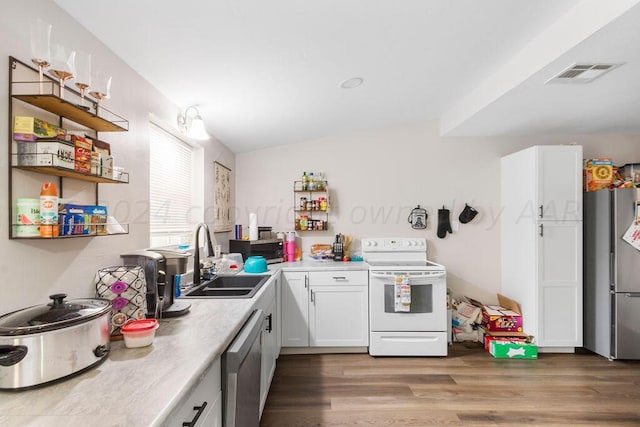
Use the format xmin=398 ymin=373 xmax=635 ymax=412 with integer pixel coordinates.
xmin=490 ymin=340 xmax=538 ymax=359
xmin=58 ymin=204 xmax=108 ymax=235
xmin=58 ymin=204 xmax=90 ymax=236
xmin=69 ymin=135 xmax=93 ymax=174
xmin=482 ymin=304 xmax=523 ymax=333
xmin=16 ymin=140 xmax=74 ymax=169
xmin=584 ymin=158 xmax=614 ymax=192
xmin=84 ymin=205 xmax=108 ymax=235
xmin=13 ymin=116 xmax=65 ymax=141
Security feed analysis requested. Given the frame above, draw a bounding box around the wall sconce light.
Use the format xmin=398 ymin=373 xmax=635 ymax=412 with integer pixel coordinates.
xmin=177 ymin=105 xmax=210 ymax=140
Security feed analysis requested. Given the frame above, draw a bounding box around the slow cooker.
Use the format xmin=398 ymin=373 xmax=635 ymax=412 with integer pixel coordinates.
xmin=0 ymin=293 xmax=111 ymax=390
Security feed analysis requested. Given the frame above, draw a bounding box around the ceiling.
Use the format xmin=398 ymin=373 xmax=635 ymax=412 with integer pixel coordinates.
xmin=53 ymin=0 xmax=640 ymax=153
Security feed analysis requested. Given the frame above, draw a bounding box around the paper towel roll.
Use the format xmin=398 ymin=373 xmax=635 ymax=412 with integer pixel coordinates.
xmin=249 ymin=213 xmax=258 ymax=241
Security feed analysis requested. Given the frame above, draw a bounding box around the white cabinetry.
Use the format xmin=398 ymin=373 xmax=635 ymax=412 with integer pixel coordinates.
xmin=501 ymin=145 xmax=583 ymax=352
xmin=163 ymin=358 xmax=222 ymax=426
xmin=254 ymin=274 xmax=280 ymax=415
xmin=282 ymin=270 xmax=368 ymax=348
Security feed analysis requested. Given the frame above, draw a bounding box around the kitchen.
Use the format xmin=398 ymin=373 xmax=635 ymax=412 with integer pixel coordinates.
xmin=2 ymin=0 xmax=640 ymax=426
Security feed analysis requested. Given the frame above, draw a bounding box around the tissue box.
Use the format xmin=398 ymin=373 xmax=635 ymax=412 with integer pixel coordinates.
xmin=13 ymin=116 xmax=65 ymax=141
xmin=490 ymin=340 xmax=538 ymax=359
xmin=16 ymin=141 xmax=74 ymax=169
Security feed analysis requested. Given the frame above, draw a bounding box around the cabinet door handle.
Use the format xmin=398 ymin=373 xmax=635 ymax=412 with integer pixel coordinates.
xmin=304 ymin=274 xmax=308 ymax=289
xmin=182 ymin=401 xmax=208 ymax=426
xmin=332 ymin=276 xmax=347 ymax=281
xmin=539 ymin=205 xmax=544 ymax=219
xmin=539 ymin=224 xmax=544 ymax=237
xmin=266 ymin=313 xmax=273 ymax=333
xmin=310 ymin=289 xmax=315 ymax=303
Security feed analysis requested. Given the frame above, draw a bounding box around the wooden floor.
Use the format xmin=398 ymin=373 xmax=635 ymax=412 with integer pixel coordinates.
xmin=260 ymin=343 xmax=640 ymax=426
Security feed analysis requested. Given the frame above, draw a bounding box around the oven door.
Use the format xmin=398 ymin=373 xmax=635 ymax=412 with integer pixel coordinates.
xmin=369 ymin=270 xmax=447 ymax=332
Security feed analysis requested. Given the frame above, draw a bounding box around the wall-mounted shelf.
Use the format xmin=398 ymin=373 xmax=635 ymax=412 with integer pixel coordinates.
xmin=8 ymin=55 xmax=130 ymax=240
xmin=293 ymin=180 xmax=330 ymax=231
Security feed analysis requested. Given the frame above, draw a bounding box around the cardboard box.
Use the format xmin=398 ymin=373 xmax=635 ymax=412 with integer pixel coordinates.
xmin=16 ymin=141 xmax=74 ymax=169
xmin=101 ymin=155 xmax=114 ymax=179
xmin=490 ymin=340 xmax=538 ymax=359
xmin=484 ymin=335 xmax=528 ymax=351
xmin=13 ymin=116 xmax=65 ymax=141
xmin=72 ymin=135 xmax=93 ymax=174
xmin=59 ymin=204 xmax=108 ymax=235
xmin=84 ymin=205 xmax=108 ymax=235
xmin=481 ymin=294 xmax=523 ymax=333
xmin=59 ymin=204 xmax=90 ymax=236
xmin=584 ymin=158 xmax=614 ymax=192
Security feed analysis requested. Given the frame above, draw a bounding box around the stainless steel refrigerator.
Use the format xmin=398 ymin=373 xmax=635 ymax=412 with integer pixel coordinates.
xmin=584 ymin=187 xmax=640 ymax=359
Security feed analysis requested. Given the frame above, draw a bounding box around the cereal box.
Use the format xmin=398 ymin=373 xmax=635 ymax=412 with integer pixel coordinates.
xmin=13 ymin=116 xmax=65 ymax=141
xmin=584 ymin=158 xmax=614 ymax=192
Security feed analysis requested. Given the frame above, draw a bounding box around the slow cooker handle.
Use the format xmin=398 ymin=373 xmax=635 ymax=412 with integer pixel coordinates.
xmin=0 ymin=345 xmax=28 ymax=366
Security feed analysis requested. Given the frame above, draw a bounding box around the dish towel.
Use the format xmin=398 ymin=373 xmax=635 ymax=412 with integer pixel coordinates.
xmin=394 ymin=275 xmax=411 ymax=312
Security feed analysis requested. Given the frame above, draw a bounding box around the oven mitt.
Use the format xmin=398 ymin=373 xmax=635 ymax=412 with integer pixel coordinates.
xmin=437 ymin=206 xmax=452 ymax=238
xmin=459 ymin=203 xmax=478 ymax=224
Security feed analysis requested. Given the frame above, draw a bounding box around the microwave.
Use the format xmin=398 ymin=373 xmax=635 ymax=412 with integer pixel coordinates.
xmin=229 ymin=239 xmax=284 ymax=264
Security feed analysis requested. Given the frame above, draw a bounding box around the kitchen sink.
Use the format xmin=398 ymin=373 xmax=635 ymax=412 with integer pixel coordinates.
xmin=181 ymin=275 xmax=270 ymax=299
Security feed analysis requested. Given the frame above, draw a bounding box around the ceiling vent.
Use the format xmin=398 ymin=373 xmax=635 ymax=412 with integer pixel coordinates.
xmin=546 ymin=63 xmax=622 ymax=84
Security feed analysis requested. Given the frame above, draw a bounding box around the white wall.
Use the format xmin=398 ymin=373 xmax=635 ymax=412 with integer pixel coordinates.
xmin=235 ymin=120 xmax=639 ymax=303
xmin=0 ymin=1 xmax=234 ymax=313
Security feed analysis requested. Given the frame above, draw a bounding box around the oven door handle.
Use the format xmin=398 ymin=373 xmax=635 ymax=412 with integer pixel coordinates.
xmin=370 ymin=271 xmax=446 ymax=279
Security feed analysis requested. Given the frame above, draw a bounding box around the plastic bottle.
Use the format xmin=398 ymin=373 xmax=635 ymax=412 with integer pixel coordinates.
xmin=39 ymin=182 xmax=59 ymax=237
xmin=309 ymin=172 xmax=316 ymax=190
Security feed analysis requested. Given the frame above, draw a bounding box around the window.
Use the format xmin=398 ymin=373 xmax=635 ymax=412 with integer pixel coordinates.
xmin=149 ymin=124 xmax=195 ymax=248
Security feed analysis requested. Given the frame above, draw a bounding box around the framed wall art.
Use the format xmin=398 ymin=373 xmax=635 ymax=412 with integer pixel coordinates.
xmin=214 ymin=161 xmax=232 ymax=232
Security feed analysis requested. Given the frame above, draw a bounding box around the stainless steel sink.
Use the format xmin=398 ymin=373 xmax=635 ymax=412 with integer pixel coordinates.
xmin=181 ymin=275 xmax=270 ymax=299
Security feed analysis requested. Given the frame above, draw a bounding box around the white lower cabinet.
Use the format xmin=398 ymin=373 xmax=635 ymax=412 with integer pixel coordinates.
xmin=163 ymin=358 xmax=222 ymax=426
xmin=254 ymin=273 xmax=280 ymax=416
xmin=282 ymin=270 xmax=369 ymax=348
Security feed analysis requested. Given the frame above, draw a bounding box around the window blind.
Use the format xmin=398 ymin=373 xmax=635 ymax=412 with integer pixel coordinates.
xmin=149 ymin=124 xmax=193 ymax=243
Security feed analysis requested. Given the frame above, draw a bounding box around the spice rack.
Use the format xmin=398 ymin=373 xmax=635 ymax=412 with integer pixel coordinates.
xmin=293 ymin=180 xmax=329 ymax=231
xmin=7 ymin=56 xmax=130 ymax=239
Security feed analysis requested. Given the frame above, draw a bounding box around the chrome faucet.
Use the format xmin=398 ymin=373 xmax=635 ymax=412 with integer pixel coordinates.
xmin=193 ymin=222 xmax=214 ymax=285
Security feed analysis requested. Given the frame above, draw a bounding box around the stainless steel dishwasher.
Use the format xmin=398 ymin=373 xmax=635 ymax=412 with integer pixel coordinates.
xmin=222 ymin=309 xmax=264 ymax=427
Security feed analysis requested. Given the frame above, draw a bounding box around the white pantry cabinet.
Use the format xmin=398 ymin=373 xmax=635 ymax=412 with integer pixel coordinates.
xmin=501 ymin=145 xmax=583 ymax=352
xmin=282 ymin=270 xmax=369 ymax=348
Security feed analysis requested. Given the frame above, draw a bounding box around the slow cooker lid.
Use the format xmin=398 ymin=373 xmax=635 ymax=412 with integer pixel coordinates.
xmin=0 ymin=293 xmax=111 ymax=335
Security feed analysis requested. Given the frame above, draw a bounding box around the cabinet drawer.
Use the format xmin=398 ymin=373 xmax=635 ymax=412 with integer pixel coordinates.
xmin=309 ymin=270 xmax=368 ymax=286
xmin=163 ymin=358 xmax=221 ymax=426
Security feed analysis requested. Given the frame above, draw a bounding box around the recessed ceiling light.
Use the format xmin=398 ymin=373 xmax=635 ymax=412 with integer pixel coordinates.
xmin=340 ymin=77 xmax=364 ymax=89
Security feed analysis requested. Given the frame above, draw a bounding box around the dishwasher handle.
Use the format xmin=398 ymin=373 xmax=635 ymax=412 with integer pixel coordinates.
xmin=224 ymin=309 xmax=264 ymax=372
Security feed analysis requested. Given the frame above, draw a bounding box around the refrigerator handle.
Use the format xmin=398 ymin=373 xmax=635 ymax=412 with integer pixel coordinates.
xmin=609 ymin=252 xmax=615 ymax=289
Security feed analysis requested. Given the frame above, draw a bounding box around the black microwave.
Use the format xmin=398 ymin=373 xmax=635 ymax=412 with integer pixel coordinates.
xmin=229 ymin=239 xmax=284 ymax=264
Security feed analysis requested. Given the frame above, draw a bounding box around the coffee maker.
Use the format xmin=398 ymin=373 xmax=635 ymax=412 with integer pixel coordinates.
xmin=120 ymin=249 xmax=191 ymax=318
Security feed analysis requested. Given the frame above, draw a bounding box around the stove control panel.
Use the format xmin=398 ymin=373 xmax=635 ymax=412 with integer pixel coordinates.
xmin=362 ymin=238 xmax=427 ymax=252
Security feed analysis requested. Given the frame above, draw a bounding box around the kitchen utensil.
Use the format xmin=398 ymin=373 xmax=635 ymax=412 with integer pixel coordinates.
xmin=0 ymin=294 xmax=111 ymax=389
xmin=244 ymin=256 xmax=268 ymax=273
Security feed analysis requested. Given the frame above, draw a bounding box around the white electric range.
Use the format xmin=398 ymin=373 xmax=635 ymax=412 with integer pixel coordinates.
xmin=363 ymin=237 xmax=448 ymax=356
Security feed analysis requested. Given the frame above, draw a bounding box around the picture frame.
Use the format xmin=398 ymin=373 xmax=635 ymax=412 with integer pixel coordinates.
xmin=214 ymin=161 xmax=232 ymax=232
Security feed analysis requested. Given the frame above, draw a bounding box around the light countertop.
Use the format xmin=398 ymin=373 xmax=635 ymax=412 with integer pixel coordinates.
xmin=0 ymin=262 xmax=371 ymax=426
xmin=0 ymin=280 xmax=269 ymax=427
xmin=271 ymin=260 xmax=369 ymax=272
